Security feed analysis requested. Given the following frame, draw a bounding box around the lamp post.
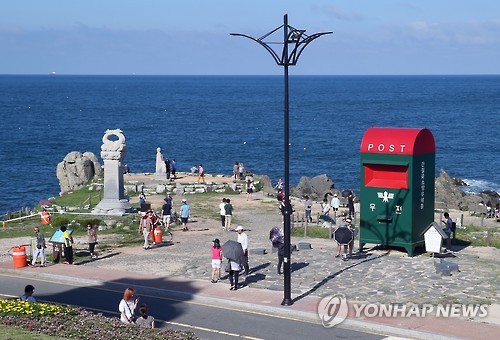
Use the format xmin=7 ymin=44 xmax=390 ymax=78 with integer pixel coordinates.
xmin=231 ymin=14 xmax=332 ymax=306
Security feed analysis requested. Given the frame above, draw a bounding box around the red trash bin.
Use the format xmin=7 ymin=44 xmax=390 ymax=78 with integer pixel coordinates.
xmin=11 ymin=246 xmax=27 ymax=268
xmin=153 ymin=227 xmax=162 ymax=243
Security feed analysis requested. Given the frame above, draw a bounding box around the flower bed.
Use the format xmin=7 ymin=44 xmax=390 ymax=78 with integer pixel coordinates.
xmin=0 ymin=299 xmax=196 ymax=339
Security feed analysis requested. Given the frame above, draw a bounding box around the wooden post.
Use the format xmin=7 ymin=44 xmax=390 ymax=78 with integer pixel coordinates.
xmin=304 ymin=220 xmax=307 ymax=237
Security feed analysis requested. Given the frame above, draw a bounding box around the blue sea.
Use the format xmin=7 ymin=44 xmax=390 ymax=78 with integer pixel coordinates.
xmin=1 ymin=75 xmax=499 ymax=214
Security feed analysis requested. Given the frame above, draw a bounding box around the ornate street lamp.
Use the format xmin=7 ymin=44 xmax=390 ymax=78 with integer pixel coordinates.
xmin=231 ymin=14 xmax=332 ymax=306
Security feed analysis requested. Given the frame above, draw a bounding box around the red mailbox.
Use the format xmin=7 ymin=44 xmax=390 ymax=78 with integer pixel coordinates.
xmin=359 ymin=127 xmax=435 ymax=256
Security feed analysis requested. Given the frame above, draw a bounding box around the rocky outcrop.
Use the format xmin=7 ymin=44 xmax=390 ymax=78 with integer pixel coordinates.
xmin=258 ymin=175 xmax=274 ymax=195
xmin=435 ymin=170 xmax=466 ymax=210
xmin=435 ymin=169 xmax=500 ymax=211
xmin=56 ymin=151 xmax=102 ymax=194
xmin=290 ymin=174 xmax=335 ymax=201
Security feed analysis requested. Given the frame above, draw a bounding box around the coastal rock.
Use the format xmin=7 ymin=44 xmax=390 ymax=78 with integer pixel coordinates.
xmin=434 ymin=169 xmax=500 ymax=211
xmin=290 ymin=174 xmax=335 ymax=201
xmin=435 ymin=170 xmax=466 ymax=210
xmin=56 ymin=151 xmax=102 ymax=194
xmin=259 ymin=175 xmax=274 ymax=195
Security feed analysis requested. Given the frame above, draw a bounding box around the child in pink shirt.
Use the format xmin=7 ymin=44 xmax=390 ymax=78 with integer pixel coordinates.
xmin=211 ymin=239 xmax=222 ymax=283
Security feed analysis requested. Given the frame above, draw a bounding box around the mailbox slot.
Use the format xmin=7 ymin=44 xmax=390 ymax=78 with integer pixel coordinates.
xmin=377 ymin=216 xmax=393 ymax=223
xmin=363 ymin=162 xmax=409 ymax=189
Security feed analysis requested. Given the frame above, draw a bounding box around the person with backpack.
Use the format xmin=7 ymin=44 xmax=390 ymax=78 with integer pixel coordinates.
xmin=442 ymin=212 xmax=454 ymax=248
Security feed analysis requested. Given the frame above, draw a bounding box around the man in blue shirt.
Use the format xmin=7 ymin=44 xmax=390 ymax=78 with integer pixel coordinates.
xmin=180 ymin=199 xmax=191 ymax=231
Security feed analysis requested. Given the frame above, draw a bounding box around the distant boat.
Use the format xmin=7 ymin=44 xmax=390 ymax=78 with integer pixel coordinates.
xmin=50 ymin=71 xmax=57 ymax=75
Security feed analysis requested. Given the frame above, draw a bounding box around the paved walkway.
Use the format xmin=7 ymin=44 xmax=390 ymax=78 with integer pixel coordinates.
xmin=0 ymin=259 xmax=498 ymax=340
xmin=1 ymin=176 xmax=499 ymax=339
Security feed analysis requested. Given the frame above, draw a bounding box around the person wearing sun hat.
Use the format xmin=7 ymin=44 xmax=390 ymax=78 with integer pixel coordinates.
xmin=341 ymin=217 xmax=356 ymax=261
xmin=179 ymin=198 xmax=191 ymax=231
xmin=236 ymin=226 xmax=249 ymax=275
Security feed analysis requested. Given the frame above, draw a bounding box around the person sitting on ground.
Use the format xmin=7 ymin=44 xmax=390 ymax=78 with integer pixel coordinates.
xmin=21 ymin=284 xmax=37 ymax=302
xmin=135 ymin=304 xmax=155 ymax=328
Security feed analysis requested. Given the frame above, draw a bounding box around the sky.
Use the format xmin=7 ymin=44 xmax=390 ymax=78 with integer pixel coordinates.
xmin=1 ymin=0 xmax=500 ymax=75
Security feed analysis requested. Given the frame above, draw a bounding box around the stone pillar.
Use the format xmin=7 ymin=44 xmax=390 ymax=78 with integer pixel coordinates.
xmin=92 ymin=129 xmax=133 ymax=215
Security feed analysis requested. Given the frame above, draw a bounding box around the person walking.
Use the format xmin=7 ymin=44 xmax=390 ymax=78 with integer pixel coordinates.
xmin=269 ymin=226 xmax=284 ymax=274
xmin=161 ymin=197 xmax=172 ymax=232
xmin=21 ymin=284 xmax=37 ymax=302
xmin=238 ymin=163 xmax=244 ymax=180
xmin=180 ymin=199 xmax=191 ymax=231
xmin=347 ymin=192 xmax=356 ymax=218
xmin=274 ymin=178 xmax=283 ymax=191
xmin=341 ymin=217 xmax=356 ymax=261
xmin=119 ymin=287 xmax=138 ymax=324
xmin=321 ymin=198 xmax=331 ymax=216
xmin=197 ymin=164 xmax=205 ymax=183
xmin=135 ymin=304 xmax=155 ymax=328
xmin=219 ymin=198 xmax=227 ymax=230
xmin=32 ymin=227 xmax=46 ymax=267
xmin=331 ymin=193 xmax=341 ymax=212
xmin=138 ymin=191 xmax=146 ymax=208
xmin=442 ymin=212 xmax=453 ymax=248
xmin=277 ymin=243 xmax=285 ymax=275
xmin=246 ymin=180 xmax=255 ymax=201
xmin=211 ymin=239 xmax=222 ymax=283
xmin=228 ymin=259 xmax=241 ymax=291
xmin=87 ymin=223 xmax=98 ymax=259
xmin=304 ymin=196 xmax=313 ymax=223
xmin=233 ymin=162 xmax=239 ymax=180
xmin=236 ymin=226 xmax=249 ymax=275
xmin=60 ymin=226 xmax=74 ymax=264
xmin=171 ymin=159 xmax=177 ymax=179
xmin=224 ymin=199 xmax=233 ymax=231
xmin=165 ymin=158 xmax=171 ymax=180
xmin=138 ymin=211 xmax=153 ymax=249
xmin=335 ymin=214 xmax=348 ymax=258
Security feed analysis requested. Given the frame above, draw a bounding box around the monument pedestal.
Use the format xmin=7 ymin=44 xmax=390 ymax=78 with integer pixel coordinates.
xmin=93 ymin=198 xmax=133 ymax=216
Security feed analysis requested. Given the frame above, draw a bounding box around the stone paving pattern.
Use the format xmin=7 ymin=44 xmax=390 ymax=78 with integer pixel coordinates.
xmin=2 ymin=173 xmax=497 ymax=309
xmin=77 ymin=182 xmax=499 ymax=307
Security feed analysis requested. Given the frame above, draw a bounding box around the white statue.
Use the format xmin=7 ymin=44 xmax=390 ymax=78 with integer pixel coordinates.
xmin=156 ymin=147 xmax=166 ymax=173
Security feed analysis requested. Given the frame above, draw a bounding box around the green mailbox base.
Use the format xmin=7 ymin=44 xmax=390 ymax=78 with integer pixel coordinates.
xmin=359 ymin=240 xmax=424 ymax=257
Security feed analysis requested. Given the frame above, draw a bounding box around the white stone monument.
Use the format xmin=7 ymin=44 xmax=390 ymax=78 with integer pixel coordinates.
xmin=92 ymin=129 xmax=133 ymax=215
xmin=154 ymin=147 xmax=167 ymax=179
